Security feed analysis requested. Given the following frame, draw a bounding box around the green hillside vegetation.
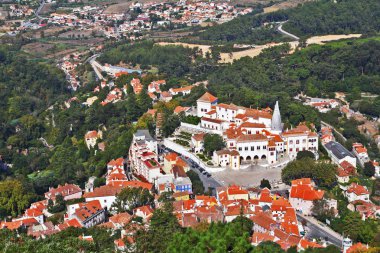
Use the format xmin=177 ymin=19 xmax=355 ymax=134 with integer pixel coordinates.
xmin=208 ymin=38 xmax=380 ymax=107
xmin=196 ymin=0 xmax=380 ymax=44
xmin=98 ymin=41 xmax=218 ymax=80
xmin=283 ymin=0 xmax=380 ymax=37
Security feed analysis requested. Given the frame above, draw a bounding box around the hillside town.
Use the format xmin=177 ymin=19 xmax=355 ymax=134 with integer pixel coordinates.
xmin=0 ymin=0 xmax=252 ymax=39
xmin=0 ymin=0 xmax=380 ymax=252
xmin=1 ymin=88 xmax=379 ymax=252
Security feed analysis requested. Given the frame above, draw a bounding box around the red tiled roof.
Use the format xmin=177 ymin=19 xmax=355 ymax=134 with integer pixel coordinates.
xmin=164 ymin=152 xmax=178 ymax=162
xmin=192 ymin=133 xmax=205 ymax=141
xmin=197 ymin=92 xmax=218 ymax=103
xmin=236 ymin=134 xmax=267 ymax=143
xmin=347 ymin=183 xmax=369 ymax=196
xmin=66 ymin=218 xmax=83 ymax=228
xmin=109 ymin=212 xmax=132 ymax=226
xmin=217 ymin=103 xmax=239 ymax=110
xmin=299 ymin=238 xmax=323 ymax=249
xmin=174 ymin=106 xmax=191 ymax=114
xmin=290 ymin=184 xmax=324 ymax=201
xmin=271 ymin=197 xmax=291 ymax=212
xmin=240 ymin=122 xmax=266 ymax=129
xmin=45 ymin=184 xmax=82 ymax=200
xmin=75 ymin=200 xmax=103 ymax=222
xmin=251 ymin=232 xmax=275 ymax=244
xmin=171 ymin=85 xmax=194 ymax=93
xmin=259 ymin=188 xmax=272 ymax=203
xmin=108 ymin=157 xmax=124 ymax=167
xmin=107 ymin=173 xmax=128 ymax=181
xmin=291 ymin=178 xmax=312 ymax=185
xmin=250 ymin=213 xmax=276 ymax=230
xmin=227 ymin=185 xmax=249 ymax=196
xmin=201 ymin=117 xmax=223 ymax=124
xmin=290 ymin=179 xmax=324 ymax=201
xmin=337 ymin=167 xmax=350 ymax=177
xmin=134 ymin=205 xmax=154 ymax=216
xmin=85 ymin=130 xmax=98 ymax=139
xmin=339 ymin=161 xmax=356 ymax=175
xmin=25 ymin=208 xmax=43 ymax=217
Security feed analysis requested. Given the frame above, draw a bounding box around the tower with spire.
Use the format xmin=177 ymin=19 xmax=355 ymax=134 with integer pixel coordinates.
xmin=271 ymin=101 xmax=282 ymax=134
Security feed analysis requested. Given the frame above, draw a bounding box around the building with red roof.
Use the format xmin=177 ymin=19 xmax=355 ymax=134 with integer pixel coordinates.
xmin=45 ymin=183 xmax=82 ymax=202
xmin=196 ymin=92 xmax=318 ymax=166
xmin=85 ymin=130 xmax=102 ymax=149
xmin=197 ymin=92 xmax=218 ymax=118
xmin=133 ymin=205 xmax=154 ymax=222
xmin=289 ymin=178 xmax=324 ymax=215
xmin=169 ymin=85 xmax=194 ymax=96
xmin=129 ymin=130 xmax=162 ymax=183
xmin=71 ymin=200 xmax=105 ymax=228
xmin=345 ymin=183 xmax=370 ymax=203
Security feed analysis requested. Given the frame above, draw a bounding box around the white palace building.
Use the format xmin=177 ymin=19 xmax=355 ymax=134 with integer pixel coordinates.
xmin=195 ymin=92 xmax=318 ymax=169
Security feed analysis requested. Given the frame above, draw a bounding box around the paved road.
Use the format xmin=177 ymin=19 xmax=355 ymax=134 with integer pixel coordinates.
xmin=35 ymin=1 xmax=45 ymax=19
xmin=321 ymin=120 xmax=347 ymax=142
xmin=88 ymin=54 xmax=104 ymax=80
xmin=159 ymin=144 xmax=221 ymax=194
xmin=182 ymin=156 xmax=221 ymax=193
xmin=39 ymin=137 xmax=54 ymax=149
xmin=297 ymin=213 xmax=343 ymax=247
xmin=277 ymin=21 xmax=300 ymax=41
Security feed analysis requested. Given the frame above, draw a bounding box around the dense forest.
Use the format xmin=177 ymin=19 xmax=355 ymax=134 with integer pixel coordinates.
xmin=196 ymin=0 xmax=380 ymax=44
xmin=0 ymin=45 xmax=157 ymax=215
xmin=283 ymin=0 xmax=380 ymax=37
xmin=208 ymin=38 xmax=380 ymax=116
xmin=98 ymin=41 xmax=218 ymax=80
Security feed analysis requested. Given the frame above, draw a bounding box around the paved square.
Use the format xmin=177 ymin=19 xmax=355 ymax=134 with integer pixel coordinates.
xmin=211 ymin=164 xmax=283 ymax=188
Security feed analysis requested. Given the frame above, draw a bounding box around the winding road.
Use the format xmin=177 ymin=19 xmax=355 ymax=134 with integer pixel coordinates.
xmin=277 ymin=21 xmax=300 ymax=41
xmin=35 ymin=1 xmax=45 ymax=19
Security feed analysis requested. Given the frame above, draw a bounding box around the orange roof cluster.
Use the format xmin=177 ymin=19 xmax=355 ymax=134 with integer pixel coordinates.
xmin=1 ymin=219 xmax=39 ymax=230
xmin=290 ymin=178 xmax=324 ymax=201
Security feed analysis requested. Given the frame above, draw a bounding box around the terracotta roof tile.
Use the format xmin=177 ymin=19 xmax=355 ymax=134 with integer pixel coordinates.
xmin=197 ymin=92 xmax=218 ymax=103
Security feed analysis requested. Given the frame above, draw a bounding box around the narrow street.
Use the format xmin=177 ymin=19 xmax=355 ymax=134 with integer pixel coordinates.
xmin=297 ymin=213 xmax=343 ymax=247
